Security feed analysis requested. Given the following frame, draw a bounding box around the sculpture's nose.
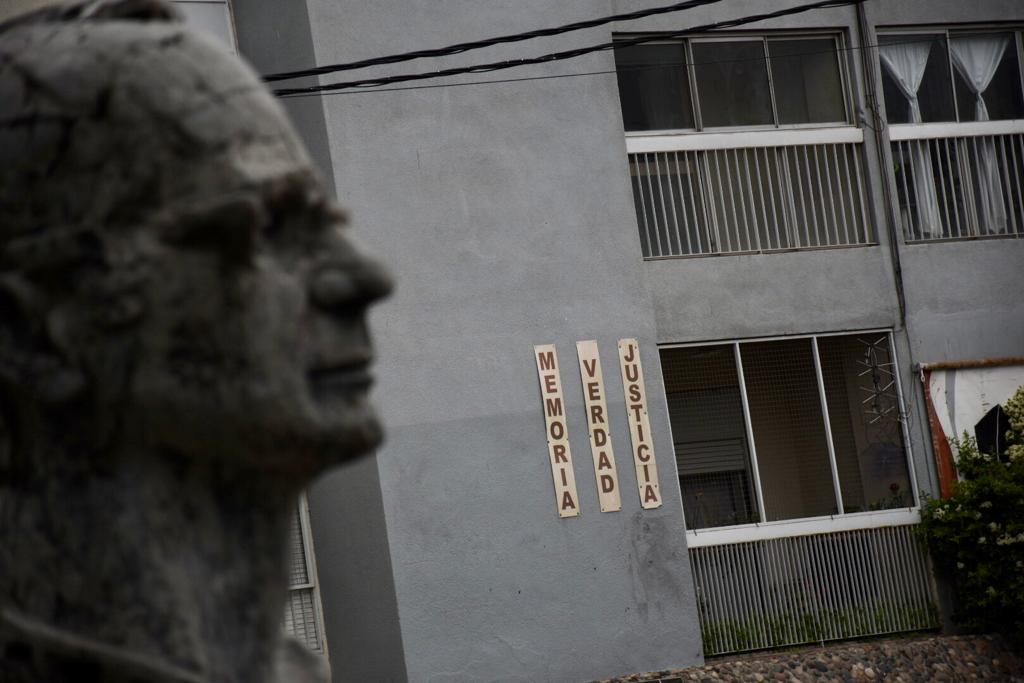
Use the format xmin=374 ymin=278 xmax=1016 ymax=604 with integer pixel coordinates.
xmin=309 ymin=258 xmax=393 ymax=312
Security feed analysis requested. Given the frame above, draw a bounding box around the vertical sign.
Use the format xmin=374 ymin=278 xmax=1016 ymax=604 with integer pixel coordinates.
xmin=534 ymin=345 xmax=581 ymax=518
xmin=576 ymin=341 xmax=622 ymax=512
xmin=617 ymin=338 xmax=662 ymax=509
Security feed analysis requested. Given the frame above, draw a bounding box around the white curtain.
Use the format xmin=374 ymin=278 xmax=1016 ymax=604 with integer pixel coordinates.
xmin=880 ymin=41 xmax=943 ymax=236
xmin=950 ymin=35 xmax=1009 ymax=121
xmin=950 ymin=34 xmax=1010 ymax=234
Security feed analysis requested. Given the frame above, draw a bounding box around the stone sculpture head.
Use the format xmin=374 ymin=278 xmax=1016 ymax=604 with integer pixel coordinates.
xmin=0 ymin=0 xmax=391 ymax=479
xmin=0 ymin=1 xmax=391 ymax=681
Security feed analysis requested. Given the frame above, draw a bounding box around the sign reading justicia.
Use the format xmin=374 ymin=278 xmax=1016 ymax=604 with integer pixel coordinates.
xmin=617 ymin=338 xmax=662 ymax=509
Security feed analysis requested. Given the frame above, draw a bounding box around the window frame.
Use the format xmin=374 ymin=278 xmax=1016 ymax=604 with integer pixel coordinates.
xmin=616 ymin=30 xmax=855 ymax=136
xmin=615 ymin=38 xmax=699 ymax=133
xmin=661 ymin=329 xmax=920 ymax=545
xmin=876 ymin=25 xmax=1024 ymax=127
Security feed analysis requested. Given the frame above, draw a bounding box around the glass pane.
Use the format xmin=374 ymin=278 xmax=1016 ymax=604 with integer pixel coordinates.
xmin=693 ymin=40 xmax=774 ymax=127
xmin=661 ymin=345 xmax=758 ymax=529
xmin=769 ymin=38 xmax=847 ymax=124
xmin=614 ymin=43 xmax=694 ymax=131
xmin=951 ymin=32 xmax=1024 ymax=122
xmin=740 ymin=339 xmax=837 ymax=521
xmin=817 ymin=334 xmax=912 ymax=512
xmin=878 ymin=34 xmax=955 ymax=124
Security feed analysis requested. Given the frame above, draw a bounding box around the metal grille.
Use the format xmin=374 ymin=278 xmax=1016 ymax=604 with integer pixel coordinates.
xmin=892 ymin=131 xmax=1024 ymax=241
xmin=690 ymin=525 xmax=938 ymax=656
xmin=289 ymin=505 xmax=310 ymax=586
xmin=283 ymin=499 xmax=326 ymax=656
xmin=283 ymin=588 xmax=323 ymax=654
xmin=628 ymin=142 xmax=872 ymax=257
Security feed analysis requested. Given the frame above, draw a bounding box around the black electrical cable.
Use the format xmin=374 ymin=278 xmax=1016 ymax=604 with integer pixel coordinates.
xmin=275 ymin=35 xmax=936 ymax=100
xmin=274 ymin=0 xmax=865 ymax=97
xmin=262 ymin=0 xmax=729 ymax=83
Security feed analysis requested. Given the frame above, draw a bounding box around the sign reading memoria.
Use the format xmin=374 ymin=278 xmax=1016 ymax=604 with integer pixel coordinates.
xmin=534 ymin=344 xmax=581 ymax=518
xmin=617 ymin=338 xmax=662 ymax=509
xmin=576 ymin=340 xmax=622 ymax=513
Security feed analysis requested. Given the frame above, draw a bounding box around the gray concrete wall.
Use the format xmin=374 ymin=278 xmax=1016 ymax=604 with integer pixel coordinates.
xmin=234 ymin=0 xmax=1022 ymax=679
xmin=644 ymin=247 xmax=899 ymax=345
xmin=231 ymin=0 xmax=336 ymax=196
xmin=611 ymin=0 xmax=857 ymax=33
xmin=635 ymin=0 xmax=1024 ymax=501
xmin=300 ymin=1 xmax=703 ymax=681
xmin=308 ymin=458 xmax=409 ymax=683
xmin=231 ymin=2 xmax=408 ymax=680
xmin=859 ymin=0 xmax=1024 ymax=367
xmin=862 ymin=0 xmax=1024 ymax=27
xmin=899 ymin=240 xmax=1024 ymax=362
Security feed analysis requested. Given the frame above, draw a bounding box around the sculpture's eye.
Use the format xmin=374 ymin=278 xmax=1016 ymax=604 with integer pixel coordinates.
xmin=261 ymin=177 xmax=346 ymax=246
xmin=158 ymin=192 xmax=266 ymax=267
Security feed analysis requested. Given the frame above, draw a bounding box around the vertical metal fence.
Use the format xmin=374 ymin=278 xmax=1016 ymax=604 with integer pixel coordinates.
xmin=628 ymin=140 xmax=873 ymax=257
xmin=891 ymin=128 xmax=1024 ymax=242
xmin=689 ymin=525 xmax=938 ymax=656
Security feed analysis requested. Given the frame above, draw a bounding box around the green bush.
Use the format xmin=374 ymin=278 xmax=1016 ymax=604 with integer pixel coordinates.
xmin=917 ymin=385 xmax=1024 ymax=643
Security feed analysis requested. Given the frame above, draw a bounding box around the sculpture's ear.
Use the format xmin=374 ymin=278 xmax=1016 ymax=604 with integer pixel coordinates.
xmin=0 ymin=275 xmax=86 ymax=405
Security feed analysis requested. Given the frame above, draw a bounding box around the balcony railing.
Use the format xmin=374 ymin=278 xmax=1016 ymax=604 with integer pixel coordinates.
xmin=626 ymin=128 xmax=874 ymax=258
xmin=890 ymin=120 xmax=1024 ymax=242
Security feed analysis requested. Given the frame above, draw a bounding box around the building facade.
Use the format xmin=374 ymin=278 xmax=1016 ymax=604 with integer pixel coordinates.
xmin=152 ymin=1 xmax=1024 ymax=681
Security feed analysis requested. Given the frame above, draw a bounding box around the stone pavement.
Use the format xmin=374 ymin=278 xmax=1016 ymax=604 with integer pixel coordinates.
xmin=591 ymin=634 xmax=1023 ymax=683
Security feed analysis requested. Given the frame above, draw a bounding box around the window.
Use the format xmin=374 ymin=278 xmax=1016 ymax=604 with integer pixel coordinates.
xmin=879 ymin=30 xmax=1024 ymax=124
xmin=615 ymin=42 xmax=694 ymax=131
xmin=614 ymin=34 xmax=849 ymax=132
xmin=662 ymin=333 xmax=914 ymax=531
xmin=616 ymin=33 xmax=872 ymax=258
xmin=880 ymin=29 xmax=1024 ymax=241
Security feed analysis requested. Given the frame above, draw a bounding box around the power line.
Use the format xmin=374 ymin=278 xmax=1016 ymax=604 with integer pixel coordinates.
xmin=262 ymin=0 xmax=729 ymax=83
xmin=273 ymin=0 xmax=864 ymax=97
xmin=274 ymin=36 xmax=929 ymax=101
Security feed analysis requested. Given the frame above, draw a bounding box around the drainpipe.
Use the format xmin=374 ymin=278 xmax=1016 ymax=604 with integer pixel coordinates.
xmin=854 ymin=1 xmax=907 ymax=325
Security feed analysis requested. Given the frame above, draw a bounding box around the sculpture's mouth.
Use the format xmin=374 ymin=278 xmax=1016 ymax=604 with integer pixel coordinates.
xmin=308 ymin=359 xmax=374 ymax=399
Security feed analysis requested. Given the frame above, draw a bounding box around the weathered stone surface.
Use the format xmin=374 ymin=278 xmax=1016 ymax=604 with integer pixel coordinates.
xmin=0 ymin=1 xmax=391 ymax=681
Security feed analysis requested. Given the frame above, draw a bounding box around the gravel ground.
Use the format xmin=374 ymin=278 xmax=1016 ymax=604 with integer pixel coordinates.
xmin=591 ymin=634 xmax=1023 ymax=683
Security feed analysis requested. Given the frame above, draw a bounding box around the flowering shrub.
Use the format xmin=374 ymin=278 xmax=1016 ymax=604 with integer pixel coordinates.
xmin=918 ymin=385 xmax=1024 ymax=643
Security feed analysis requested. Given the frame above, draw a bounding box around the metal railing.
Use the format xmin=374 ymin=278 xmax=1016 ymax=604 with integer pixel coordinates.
xmin=890 ymin=120 xmax=1024 ymax=242
xmin=284 ymin=495 xmax=328 ymax=655
xmin=688 ymin=524 xmax=938 ymax=656
xmin=626 ymin=128 xmax=874 ymax=258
